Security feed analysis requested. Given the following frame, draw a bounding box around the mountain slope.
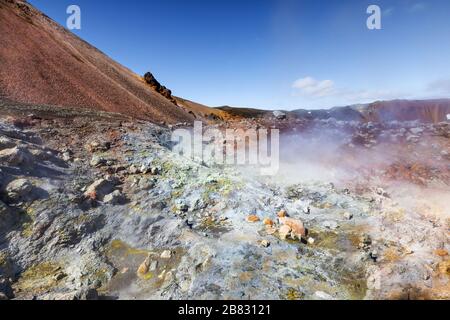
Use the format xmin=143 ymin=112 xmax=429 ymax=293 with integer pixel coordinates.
xmin=360 ymin=99 xmax=450 ymax=123
xmin=289 ymin=99 xmax=450 ymax=123
xmin=0 ymin=0 xmax=194 ymax=123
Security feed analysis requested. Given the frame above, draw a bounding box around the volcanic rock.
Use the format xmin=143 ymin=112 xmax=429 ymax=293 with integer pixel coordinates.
xmin=279 ymin=217 xmax=306 ymax=238
xmin=4 ymin=178 xmax=35 ymax=202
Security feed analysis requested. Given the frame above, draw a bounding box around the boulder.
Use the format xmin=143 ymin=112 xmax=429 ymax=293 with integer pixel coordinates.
xmin=84 ymin=178 xmax=116 ymax=200
xmin=90 ymin=155 xmax=107 ymax=167
xmin=279 ymin=225 xmax=292 ymax=240
xmin=0 ymin=136 xmax=15 ymax=150
xmin=4 ymin=178 xmax=35 ymax=202
xmin=279 ymin=217 xmax=306 ymax=238
xmin=138 ymin=178 xmax=155 ymax=190
xmin=128 ymin=164 xmax=141 ymax=174
xmin=137 ymin=254 xmax=152 ymax=277
xmin=265 ymin=225 xmax=277 ymax=235
xmin=160 ymin=250 xmax=172 ymax=259
xmin=103 ymin=190 xmax=125 ymax=205
xmin=343 ymin=212 xmax=353 ymax=220
xmin=0 ymin=146 xmax=32 ymax=167
xmin=277 ymin=209 xmax=287 ymax=218
xmin=260 ymin=240 xmax=270 ymax=247
xmin=246 ymin=215 xmax=260 ymax=223
xmin=322 ymin=220 xmax=338 ymax=230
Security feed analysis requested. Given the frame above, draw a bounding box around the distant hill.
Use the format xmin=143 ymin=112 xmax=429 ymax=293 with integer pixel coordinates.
xmin=292 ymin=99 xmax=450 ymax=123
xmin=218 ymin=100 xmax=450 ymax=123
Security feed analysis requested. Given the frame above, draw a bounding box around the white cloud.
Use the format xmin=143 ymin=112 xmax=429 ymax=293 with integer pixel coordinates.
xmin=428 ymin=79 xmax=450 ymax=94
xmin=292 ymin=77 xmax=337 ymax=97
xmin=383 ymin=7 xmax=395 ymax=16
xmin=409 ymin=2 xmax=426 ymax=12
xmin=292 ymin=76 xmax=408 ymax=105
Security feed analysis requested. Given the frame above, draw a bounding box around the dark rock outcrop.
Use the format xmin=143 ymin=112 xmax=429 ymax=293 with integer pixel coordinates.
xmin=143 ymin=72 xmax=178 ymax=106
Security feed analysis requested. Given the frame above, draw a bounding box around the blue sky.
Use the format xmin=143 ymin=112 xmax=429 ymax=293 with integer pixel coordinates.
xmin=29 ymin=0 xmax=450 ymax=110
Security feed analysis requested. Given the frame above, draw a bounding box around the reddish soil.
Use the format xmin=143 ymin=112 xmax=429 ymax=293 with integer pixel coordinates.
xmin=0 ymin=0 xmax=194 ymax=124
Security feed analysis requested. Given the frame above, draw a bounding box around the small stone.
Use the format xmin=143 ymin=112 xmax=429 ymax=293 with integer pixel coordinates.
xmin=246 ymin=215 xmax=260 ymax=223
xmin=149 ymin=260 xmax=158 ymax=271
xmin=53 ymin=272 xmax=66 ymax=281
xmin=150 ymin=167 xmax=161 ymax=175
xmin=279 ymin=225 xmax=292 ymax=240
xmin=62 ymin=152 xmax=72 ymax=161
xmin=277 ymin=209 xmax=287 ymax=218
xmin=140 ymin=163 xmax=151 ymax=174
xmin=160 ymin=250 xmax=172 ymax=259
xmin=370 ymin=250 xmax=378 ymax=261
xmin=343 ymin=212 xmax=353 ymax=220
xmin=265 ymin=225 xmax=277 ymax=235
xmin=279 ymin=217 xmax=306 ymax=238
xmin=376 ymin=187 xmax=388 ymax=197
xmin=307 ymin=237 xmax=315 ymax=245
xmin=90 ymin=155 xmax=107 ymax=167
xmin=434 ymin=249 xmax=448 ymax=257
xmin=128 ymin=164 xmax=140 ymax=174
xmin=314 ymin=291 xmax=334 ymax=300
xmin=263 ymin=218 xmax=274 ymax=226
xmin=138 ymin=178 xmax=155 ymax=190
xmin=162 ymin=271 xmax=174 ymax=288
xmin=137 ymin=254 xmax=151 ymax=276
xmin=260 ymin=240 xmax=270 ymax=247
xmin=175 ymin=200 xmax=189 ymax=213
xmin=323 ymin=220 xmax=338 ymax=230
xmin=103 ymin=190 xmax=125 ymax=205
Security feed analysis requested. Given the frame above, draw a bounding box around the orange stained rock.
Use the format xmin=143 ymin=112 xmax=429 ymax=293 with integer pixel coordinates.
xmin=435 ymin=249 xmax=449 ymax=257
xmin=277 ymin=210 xmax=287 ymax=218
xmin=246 ymin=215 xmax=260 ymax=223
xmin=278 ymin=217 xmax=306 ymax=238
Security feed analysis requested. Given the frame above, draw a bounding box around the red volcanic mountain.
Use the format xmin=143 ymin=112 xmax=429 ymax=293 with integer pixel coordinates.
xmin=360 ymin=99 xmax=450 ymax=123
xmin=0 ymin=0 xmax=195 ymax=123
